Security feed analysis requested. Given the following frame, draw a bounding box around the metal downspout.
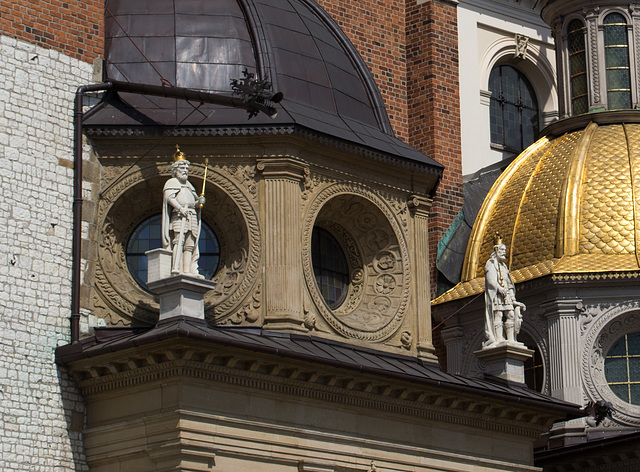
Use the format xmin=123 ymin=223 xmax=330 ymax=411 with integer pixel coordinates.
xmin=71 ymin=82 xmax=112 ymax=343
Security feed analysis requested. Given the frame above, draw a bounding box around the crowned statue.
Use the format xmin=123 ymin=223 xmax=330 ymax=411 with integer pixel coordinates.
xmin=483 ymin=233 xmax=526 ymax=348
xmin=162 ymin=145 xmax=206 ymax=276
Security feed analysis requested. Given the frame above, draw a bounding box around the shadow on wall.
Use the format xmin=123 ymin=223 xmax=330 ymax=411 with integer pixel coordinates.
xmin=56 ymin=364 xmax=89 ymax=471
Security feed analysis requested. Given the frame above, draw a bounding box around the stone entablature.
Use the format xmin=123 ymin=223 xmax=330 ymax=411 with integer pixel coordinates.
xmin=58 ymin=320 xmax=580 ymax=472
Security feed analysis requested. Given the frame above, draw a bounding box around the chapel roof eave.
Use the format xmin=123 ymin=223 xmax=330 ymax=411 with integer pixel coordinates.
xmin=55 ymin=317 xmax=583 ymax=421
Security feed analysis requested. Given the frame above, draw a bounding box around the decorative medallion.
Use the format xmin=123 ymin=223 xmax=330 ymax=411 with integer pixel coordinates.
xmin=302 ymin=184 xmax=410 ymax=342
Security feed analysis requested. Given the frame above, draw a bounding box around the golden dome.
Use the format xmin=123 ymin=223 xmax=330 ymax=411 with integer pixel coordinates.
xmin=435 ymin=113 xmax=640 ymax=304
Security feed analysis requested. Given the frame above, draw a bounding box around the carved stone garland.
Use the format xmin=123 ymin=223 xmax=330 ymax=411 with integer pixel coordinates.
xmin=302 ymin=184 xmax=411 ymax=342
xmin=95 ymin=162 xmax=261 ymax=326
xmin=582 ymin=301 xmax=640 ymax=428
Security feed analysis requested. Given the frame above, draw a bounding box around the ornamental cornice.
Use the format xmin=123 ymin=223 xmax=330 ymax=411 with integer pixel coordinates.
xmin=67 ymin=340 xmax=558 ymax=438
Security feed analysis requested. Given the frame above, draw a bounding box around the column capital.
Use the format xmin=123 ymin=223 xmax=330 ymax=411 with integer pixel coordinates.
xmin=257 ymin=157 xmax=308 ymax=181
xmin=541 ymin=299 xmax=583 ymax=320
xmin=408 ymin=195 xmax=433 ymax=218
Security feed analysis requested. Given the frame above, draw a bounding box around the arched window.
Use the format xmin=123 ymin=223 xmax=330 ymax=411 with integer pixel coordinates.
xmin=489 ymin=65 xmax=539 ymax=152
xmin=567 ymin=19 xmax=588 ymax=115
xmin=604 ymin=12 xmax=632 ymax=110
xmin=311 ymin=227 xmax=349 ymax=309
xmin=126 ymin=214 xmax=220 ymax=290
xmin=605 ymin=332 xmax=640 ymax=405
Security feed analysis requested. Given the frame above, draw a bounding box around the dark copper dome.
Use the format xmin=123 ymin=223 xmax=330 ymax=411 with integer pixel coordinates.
xmin=86 ymin=0 xmax=439 ymax=167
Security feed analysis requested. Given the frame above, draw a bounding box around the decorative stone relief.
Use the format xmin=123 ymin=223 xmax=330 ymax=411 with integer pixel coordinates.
xmin=584 ymin=7 xmax=601 ymax=104
xmin=94 ymin=161 xmax=261 ymax=326
xmin=515 ymin=33 xmax=529 ymax=59
xmin=302 ymin=185 xmax=410 ymax=342
xmin=582 ymin=302 xmax=640 ymax=428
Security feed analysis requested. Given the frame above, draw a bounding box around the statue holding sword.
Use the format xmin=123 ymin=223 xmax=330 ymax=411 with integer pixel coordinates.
xmin=162 ymin=145 xmax=208 ymax=276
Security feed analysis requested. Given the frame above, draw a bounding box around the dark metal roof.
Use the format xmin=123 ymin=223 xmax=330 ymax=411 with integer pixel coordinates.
xmin=85 ymin=0 xmax=442 ymax=169
xmin=56 ymin=317 xmax=582 ymax=416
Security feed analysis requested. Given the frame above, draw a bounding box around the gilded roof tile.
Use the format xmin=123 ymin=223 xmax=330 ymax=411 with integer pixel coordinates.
xmin=436 ymin=118 xmax=640 ymax=305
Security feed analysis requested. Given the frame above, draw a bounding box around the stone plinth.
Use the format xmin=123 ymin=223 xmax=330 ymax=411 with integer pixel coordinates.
xmin=474 ymin=344 xmax=533 ymax=384
xmin=147 ymin=276 xmax=216 ymax=322
xmin=146 ymin=248 xmax=173 ymax=283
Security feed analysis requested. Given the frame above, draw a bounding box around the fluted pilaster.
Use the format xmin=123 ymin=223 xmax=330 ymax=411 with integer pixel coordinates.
xmin=408 ymin=196 xmax=437 ymax=361
xmin=544 ymin=299 xmax=583 ymax=404
xmin=258 ymin=158 xmax=308 ymax=332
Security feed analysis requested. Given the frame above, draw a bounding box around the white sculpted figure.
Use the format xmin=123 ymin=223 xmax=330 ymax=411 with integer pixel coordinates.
xmin=162 ymin=146 xmax=206 ymax=276
xmin=483 ymin=236 xmax=525 ymax=348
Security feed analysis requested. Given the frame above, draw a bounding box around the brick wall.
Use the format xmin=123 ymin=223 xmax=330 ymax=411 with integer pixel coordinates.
xmin=0 ymin=0 xmax=103 ymax=63
xmin=319 ymin=1 xmax=463 ymax=298
xmin=318 ymin=0 xmax=410 ymax=141
xmin=406 ymin=0 xmax=463 ymax=298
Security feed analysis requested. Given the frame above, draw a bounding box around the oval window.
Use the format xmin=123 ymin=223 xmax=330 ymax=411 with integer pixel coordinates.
xmin=126 ymin=214 xmax=220 ymax=290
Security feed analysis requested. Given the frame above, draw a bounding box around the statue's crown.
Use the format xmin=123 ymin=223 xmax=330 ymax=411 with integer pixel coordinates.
xmin=493 ymin=232 xmax=503 ymax=246
xmin=173 ymin=145 xmax=186 ymax=161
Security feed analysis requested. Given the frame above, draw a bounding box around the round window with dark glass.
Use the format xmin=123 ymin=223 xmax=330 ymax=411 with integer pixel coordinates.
xmin=126 ymin=214 xmax=220 ymax=290
xmin=311 ymin=227 xmax=349 ymax=309
xmin=605 ymin=332 xmax=640 ymax=405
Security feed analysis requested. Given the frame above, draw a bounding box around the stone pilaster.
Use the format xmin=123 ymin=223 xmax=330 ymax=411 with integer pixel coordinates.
xmin=258 ymin=158 xmax=307 ymax=332
xmin=441 ymin=325 xmax=465 ymax=374
xmin=631 ymin=4 xmax=640 ymax=108
xmin=584 ymin=6 xmax=602 ymax=111
xmin=408 ymin=196 xmax=437 ymax=361
xmin=543 ymin=299 xmax=583 ymax=404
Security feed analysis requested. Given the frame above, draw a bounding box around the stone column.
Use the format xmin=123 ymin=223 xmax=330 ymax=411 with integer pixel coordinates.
xmin=543 ymin=299 xmax=583 ymax=404
xmin=258 ymin=158 xmax=307 ymax=332
xmin=408 ymin=196 xmax=437 ymax=361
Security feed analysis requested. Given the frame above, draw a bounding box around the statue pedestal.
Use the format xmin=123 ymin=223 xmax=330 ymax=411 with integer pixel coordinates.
xmin=148 ymin=275 xmax=216 ymax=322
xmin=474 ymin=344 xmax=533 ymax=384
xmin=146 ymin=248 xmax=216 ymax=322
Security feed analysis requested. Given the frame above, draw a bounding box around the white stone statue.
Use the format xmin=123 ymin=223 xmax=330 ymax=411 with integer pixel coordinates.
xmin=483 ymin=236 xmax=525 ymax=348
xmin=162 ymin=146 xmax=206 ymax=276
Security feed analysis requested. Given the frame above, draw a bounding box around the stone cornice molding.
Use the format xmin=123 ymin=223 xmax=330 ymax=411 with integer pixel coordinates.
xmin=67 ymin=339 xmax=563 ymax=438
xmin=257 ymin=157 xmax=309 ymax=182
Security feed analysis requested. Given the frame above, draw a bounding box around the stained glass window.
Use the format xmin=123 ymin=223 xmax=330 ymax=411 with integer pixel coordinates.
xmin=568 ymin=19 xmax=588 ymax=115
xmin=489 ymin=65 xmax=539 ymax=152
xmin=605 ymin=332 xmax=640 ymax=405
xmin=126 ymin=214 xmax=220 ymax=290
xmin=604 ymin=13 xmax=632 ymax=110
xmin=312 ymin=227 xmax=349 ymax=309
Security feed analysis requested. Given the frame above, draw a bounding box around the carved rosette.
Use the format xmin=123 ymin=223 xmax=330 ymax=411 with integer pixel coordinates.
xmin=94 ymin=161 xmax=261 ymax=326
xmin=302 ymin=184 xmax=411 ymax=342
xmin=582 ymin=302 xmax=640 ymax=428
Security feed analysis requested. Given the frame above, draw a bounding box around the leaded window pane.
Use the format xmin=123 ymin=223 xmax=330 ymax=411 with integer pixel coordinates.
xmin=488 ymin=65 xmax=539 ymax=151
xmin=604 ymin=13 xmax=632 ymax=110
xmin=605 ymin=357 xmax=628 ymax=383
xmin=567 ymin=19 xmax=588 ymax=115
xmin=126 ymin=214 xmax=220 ymax=290
xmin=609 ymin=90 xmax=632 ymax=110
xmin=605 ymin=333 xmax=640 ymax=405
xmin=610 ymin=384 xmax=630 ymax=403
xmin=628 ymin=333 xmax=640 ymax=355
xmin=311 ymin=227 xmax=349 ymax=309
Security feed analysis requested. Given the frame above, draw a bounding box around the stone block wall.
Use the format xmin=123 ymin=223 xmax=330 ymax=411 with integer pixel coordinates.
xmin=0 ymin=1 xmax=102 ymax=469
